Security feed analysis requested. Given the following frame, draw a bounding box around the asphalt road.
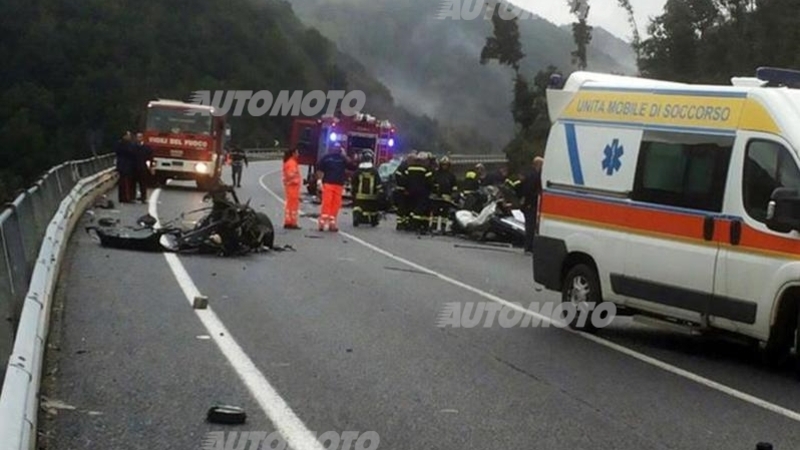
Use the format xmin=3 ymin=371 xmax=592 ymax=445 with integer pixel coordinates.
xmin=40 ymin=161 xmax=800 ymax=450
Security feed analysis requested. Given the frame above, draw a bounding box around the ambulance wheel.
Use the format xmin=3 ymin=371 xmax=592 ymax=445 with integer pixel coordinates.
xmin=371 ymin=216 xmax=379 ymax=227
xmin=762 ymin=299 xmax=797 ymax=369
xmin=795 ymin=305 xmax=800 ymax=378
xmin=561 ymin=264 xmax=602 ymax=334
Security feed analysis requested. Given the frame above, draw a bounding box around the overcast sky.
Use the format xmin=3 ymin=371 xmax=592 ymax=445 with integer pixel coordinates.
xmin=510 ymin=0 xmax=668 ymax=41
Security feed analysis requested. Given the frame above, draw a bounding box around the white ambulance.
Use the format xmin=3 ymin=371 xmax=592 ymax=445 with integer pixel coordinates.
xmin=534 ymin=68 xmax=800 ymax=368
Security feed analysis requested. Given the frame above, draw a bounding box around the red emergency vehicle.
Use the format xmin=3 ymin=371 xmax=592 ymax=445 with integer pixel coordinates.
xmin=143 ymin=100 xmax=228 ymax=190
xmin=289 ymin=111 xmax=397 ymax=194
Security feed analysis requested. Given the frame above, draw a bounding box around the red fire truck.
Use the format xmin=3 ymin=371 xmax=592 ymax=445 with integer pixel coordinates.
xmin=289 ymin=112 xmax=397 ymax=194
xmin=143 ymin=100 xmax=228 ymax=190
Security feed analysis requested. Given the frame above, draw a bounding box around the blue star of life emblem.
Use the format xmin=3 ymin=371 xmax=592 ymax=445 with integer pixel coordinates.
xmin=602 ymin=139 xmax=624 ymax=175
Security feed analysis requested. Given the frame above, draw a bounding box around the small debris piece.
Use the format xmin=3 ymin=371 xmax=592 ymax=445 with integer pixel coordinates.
xmin=193 ymin=295 xmax=208 ymax=309
xmin=207 ymin=405 xmax=247 ymax=425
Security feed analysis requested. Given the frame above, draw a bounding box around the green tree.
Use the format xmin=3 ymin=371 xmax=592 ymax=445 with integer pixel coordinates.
xmin=480 ymin=3 xmax=525 ymax=72
xmin=568 ymin=0 xmax=593 ymax=69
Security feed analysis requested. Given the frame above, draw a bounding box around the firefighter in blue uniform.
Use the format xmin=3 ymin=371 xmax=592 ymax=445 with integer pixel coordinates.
xmin=351 ymin=151 xmax=383 ymax=227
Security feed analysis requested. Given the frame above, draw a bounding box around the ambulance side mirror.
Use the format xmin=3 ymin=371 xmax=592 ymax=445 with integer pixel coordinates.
xmin=766 ymin=187 xmax=800 ymax=233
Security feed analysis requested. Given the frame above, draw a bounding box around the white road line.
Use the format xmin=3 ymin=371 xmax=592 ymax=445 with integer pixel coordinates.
xmin=149 ymin=187 xmax=325 ymax=450
xmin=258 ymin=169 xmax=800 ymax=424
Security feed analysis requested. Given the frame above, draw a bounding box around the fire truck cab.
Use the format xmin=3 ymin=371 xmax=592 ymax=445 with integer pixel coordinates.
xmin=289 ymin=112 xmax=397 ymax=195
xmin=143 ymin=100 xmax=227 ymax=191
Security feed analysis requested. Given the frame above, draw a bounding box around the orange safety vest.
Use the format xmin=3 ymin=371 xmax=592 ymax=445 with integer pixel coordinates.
xmin=283 ymin=156 xmax=301 ymax=186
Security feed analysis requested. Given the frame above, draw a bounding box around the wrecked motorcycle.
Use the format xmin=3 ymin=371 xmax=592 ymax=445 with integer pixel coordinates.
xmin=87 ymin=185 xmax=276 ymax=256
xmin=451 ymin=186 xmax=525 ymax=246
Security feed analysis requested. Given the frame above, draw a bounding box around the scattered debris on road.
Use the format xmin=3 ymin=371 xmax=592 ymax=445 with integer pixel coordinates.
xmin=41 ymin=397 xmax=77 ymax=416
xmin=193 ymin=295 xmax=208 ymax=309
xmin=93 ymin=196 xmax=115 ymax=209
xmin=206 ymin=405 xmax=247 ymax=425
xmin=86 ymin=185 xmax=284 ymax=256
xmin=383 ymin=266 xmax=435 ymax=276
xmin=453 ymin=244 xmax=518 ymax=254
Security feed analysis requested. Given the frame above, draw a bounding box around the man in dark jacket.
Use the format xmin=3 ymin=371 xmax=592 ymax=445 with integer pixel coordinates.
xmin=115 ymin=131 xmax=135 ymax=203
xmin=229 ymin=145 xmax=249 ymax=187
xmin=316 ymin=144 xmax=355 ymax=231
xmin=133 ymin=132 xmax=154 ymax=203
xmin=519 ymin=157 xmax=544 ymax=254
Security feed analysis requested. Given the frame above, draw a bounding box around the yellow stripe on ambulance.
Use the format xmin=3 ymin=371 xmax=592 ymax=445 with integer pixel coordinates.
xmin=559 ymin=90 xmax=781 ymax=135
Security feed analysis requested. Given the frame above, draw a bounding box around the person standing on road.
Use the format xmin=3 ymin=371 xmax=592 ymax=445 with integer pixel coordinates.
xmin=133 ymin=132 xmax=154 ymax=203
xmin=519 ymin=156 xmax=544 ymax=254
xmin=316 ymin=144 xmax=353 ymax=232
xmin=351 ymin=150 xmax=384 ymax=227
xmin=393 ymin=151 xmax=415 ymax=231
xmin=460 ymin=165 xmax=482 ymax=212
xmin=114 ymin=131 xmax=135 ymax=203
xmin=282 ymin=147 xmax=302 ymax=229
xmin=431 ymin=156 xmax=458 ymax=233
xmin=404 ymin=152 xmax=435 ymax=234
xmin=229 ymin=145 xmax=248 ymax=187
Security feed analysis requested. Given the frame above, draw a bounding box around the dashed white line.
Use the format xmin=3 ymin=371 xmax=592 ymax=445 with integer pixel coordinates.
xmin=149 ymin=187 xmax=325 ymax=450
xmin=258 ymin=168 xmax=800 ymax=424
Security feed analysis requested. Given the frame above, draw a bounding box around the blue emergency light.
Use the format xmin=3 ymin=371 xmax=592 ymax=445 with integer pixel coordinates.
xmin=756 ymin=67 xmax=800 ymax=88
xmin=549 ymin=73 xmax=565 ymax=89
xmin=329 ymin=132 xmax=338 ymax=142
xmin=388 ymin=138 xmax=395 ymax=147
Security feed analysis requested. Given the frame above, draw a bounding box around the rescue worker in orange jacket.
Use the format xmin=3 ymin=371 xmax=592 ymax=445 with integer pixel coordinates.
xmin=283 ymin=147 xmax=302 ymax=229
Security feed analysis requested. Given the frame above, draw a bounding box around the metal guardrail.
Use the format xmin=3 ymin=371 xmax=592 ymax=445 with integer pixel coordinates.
xmin=0 ymin=154 xmax=117 ymax=450
xmin=243 ymin=148 xmax=507 ymax=165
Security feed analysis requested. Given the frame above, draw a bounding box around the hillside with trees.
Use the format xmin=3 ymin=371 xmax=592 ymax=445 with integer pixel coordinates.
xmin=0 ymin=0 xmax=467 ymax=201
xmin=493 ymin=0 xmax=800 ymax=171
xmin=287 ymin=0 xmax=636 ymax=149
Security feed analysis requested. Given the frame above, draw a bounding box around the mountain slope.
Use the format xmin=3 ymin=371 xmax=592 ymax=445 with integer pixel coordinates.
xmin=287 ymin=0 xmax=637 ymax=148
xmin=0 ymin=0 xmax=464 ymax=200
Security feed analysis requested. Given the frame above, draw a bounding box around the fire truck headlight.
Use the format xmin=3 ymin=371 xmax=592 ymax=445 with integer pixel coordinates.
xmin=195 ymin=163 xmax=209 ymax=174
xmin=388 ymin=138 xmax=395 ymax=147
xmin=329 ymin=132 xmax=338 ymax=142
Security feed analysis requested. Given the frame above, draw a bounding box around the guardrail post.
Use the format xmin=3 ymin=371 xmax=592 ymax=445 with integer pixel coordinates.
xmin=0 ymin=217 xmax=15 ymax=381
xmin=0 ymin=209 xmax=30 ymax=325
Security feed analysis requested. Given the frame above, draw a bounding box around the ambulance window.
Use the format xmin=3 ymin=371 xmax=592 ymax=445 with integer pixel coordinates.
xmin=743 ymin=140 xmax=800 ymax=223
xmin=633 ymin=141 xmax=731 ymax=212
